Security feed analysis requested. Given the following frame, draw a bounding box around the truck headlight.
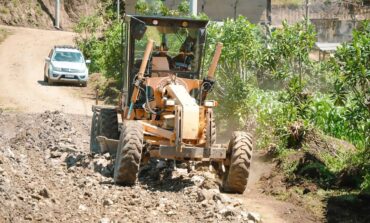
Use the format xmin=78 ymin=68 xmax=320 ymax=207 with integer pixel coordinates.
xmin=53 ymin=66 xmax=62 ymax=72
xmin=78 ymin=68 xmax=86 ymax=73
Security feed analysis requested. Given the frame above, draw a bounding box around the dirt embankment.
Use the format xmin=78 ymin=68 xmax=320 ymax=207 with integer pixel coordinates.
xmin=0 ymin=0 xmax=101 ymax=30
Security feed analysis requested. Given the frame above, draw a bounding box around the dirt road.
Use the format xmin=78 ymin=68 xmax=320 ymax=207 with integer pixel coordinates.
xmin=0 ymin=26 xmax=318 ymax=223
xmin=0 ymin=26 xmax=94 ymax=115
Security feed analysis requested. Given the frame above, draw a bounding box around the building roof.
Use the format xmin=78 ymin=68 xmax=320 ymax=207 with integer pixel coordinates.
xmin=314 ymin=42 xmax=342 ymax=52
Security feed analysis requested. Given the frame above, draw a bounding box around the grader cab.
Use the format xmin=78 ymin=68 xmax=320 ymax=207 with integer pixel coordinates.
xmin=90 ymin=15 xmax=253 ymax=193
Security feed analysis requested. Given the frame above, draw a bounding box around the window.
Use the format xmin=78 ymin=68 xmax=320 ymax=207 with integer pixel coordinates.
xmin=134 ymin=26 xmax=202 ymax=74
xmin=52 ymin=51 xmax=84 ymax=63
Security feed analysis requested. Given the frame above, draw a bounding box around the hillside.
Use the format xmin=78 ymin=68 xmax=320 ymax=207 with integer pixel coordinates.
xmin=0 ymin=0 xmax=101 ymax=30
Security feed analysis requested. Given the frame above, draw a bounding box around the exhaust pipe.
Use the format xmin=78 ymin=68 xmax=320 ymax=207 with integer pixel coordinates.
xmin=201 ymin=42 xmax=223 ymax=102
xmin=207 ymin=42 xmax=223 ymax=80
xmin=137 ymin=39 xmax=154 ymax=80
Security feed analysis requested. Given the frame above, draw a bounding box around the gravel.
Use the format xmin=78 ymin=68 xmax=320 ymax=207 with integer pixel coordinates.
xmin=0 ymin=111 xmax=261 ymax=222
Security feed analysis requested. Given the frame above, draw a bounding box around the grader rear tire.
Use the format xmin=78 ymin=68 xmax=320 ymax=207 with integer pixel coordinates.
xmin=222 ymin=131 xmax=253 ymax=194
xmin=90 ymin=107 xmax=119 ymax=154
xmin=114 ymin=121 xmax=143 ymax=186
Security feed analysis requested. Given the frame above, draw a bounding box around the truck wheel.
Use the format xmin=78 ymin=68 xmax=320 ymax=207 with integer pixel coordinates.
xmin=222 ymin=131 xmax=253 ymax=194
xmin=47 ymin=77 xmax=53 ymax=85
xmin=44 ymin=75 xmax=48 ymax=82
xmin=114 ymin=121 xmax=143 ymax=186
xmin=90 ymin=107 xmax=119 ymax=154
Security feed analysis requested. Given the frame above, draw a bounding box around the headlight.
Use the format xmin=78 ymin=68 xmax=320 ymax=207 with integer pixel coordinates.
xmin=53 ymin=66 xmax=62 ymax=71
xmin=78 ymin=68 xmax=86 ymax=73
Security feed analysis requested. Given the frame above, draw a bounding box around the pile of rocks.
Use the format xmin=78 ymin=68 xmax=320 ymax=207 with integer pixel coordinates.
xmin=0 ymin=111 xmax=262 ymax=222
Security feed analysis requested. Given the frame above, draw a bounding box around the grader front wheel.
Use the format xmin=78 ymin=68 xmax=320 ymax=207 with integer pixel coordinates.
xmin=222 ymin=131 xmax=253 ymax=194
xmin=114 ymin=121 xmax=143 ymax=186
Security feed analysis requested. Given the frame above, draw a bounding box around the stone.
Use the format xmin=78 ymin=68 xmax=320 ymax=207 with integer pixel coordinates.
xmin=196 ymin=190 xmax=206 ymax=202
xmin=103 ymin=199 xmax=114 ymax=206
xmin=103 ymin=153 xmax=111 ymax=159
xmin=175 ymin=168 xmax=188 ymax=175
xmin=79 ymin=204 xmax=88 ymax=211
xmin=60 ymin=152 xmax=68 ymax=161
xmin=201 ymin=200 xmax=208 ymax=207
xmin=218 ymin=205 xmax=236 ymax=218
xmin=248 ymin=212 xmax=261 ymax=222
xmin=99 ymin=218 xmax=110 ymax=223
xmin=166 ymin=210 xmax=176 ymax=216
xmin=213 ymin=193 xmax=233 ymax=204
xmin=191 ymin=175 xmax=205 ymax=185
xmin=31 ymin=194 xmax=42 ymax=200
xmin=50 ymin=151 xmax=62 ymax=158
xmin=156 ymin=160 xmax=167 ymax=169
xmin=24 ymin=215 xmax=33 ymax=220
xmin=241 ymin=211 xmax=249 ymax=219
xmin=39 ymin=188 xmax=50 ymax=198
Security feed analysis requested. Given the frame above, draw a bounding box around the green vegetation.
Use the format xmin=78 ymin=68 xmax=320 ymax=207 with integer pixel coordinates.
xmin=74 ymin=1 xmax=369 ymax=193
xmin=208 ymin=17 xmax=369 ymax=193
xmin=135 ymin=0 xmax=192 ymax=17
xmin=0 ymin=28 xmax=9 ymax=43
xmin=273 ymin=0 xmax=302 ymax=8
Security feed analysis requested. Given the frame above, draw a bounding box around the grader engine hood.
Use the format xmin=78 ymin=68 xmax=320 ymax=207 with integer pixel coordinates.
xmin=166 ymin=84 xmax=199 ymax=140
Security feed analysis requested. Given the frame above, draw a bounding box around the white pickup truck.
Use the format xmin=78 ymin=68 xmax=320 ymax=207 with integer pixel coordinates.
xmin=44 ymin=45 xmax=90 ymax=87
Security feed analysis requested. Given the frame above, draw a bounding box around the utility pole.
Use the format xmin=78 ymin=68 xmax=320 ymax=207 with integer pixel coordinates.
xmin=190 ymin=0 xmax=197 ymax=16
xmin=117 ymin=0 xmax=120 ymax=20
xmin=305 ymin=0 xmax=309 ymax=27
xmin=55 ymin=0 xmax=60 ymax=29
xmin=234 ymin=0 xmax=239 ymax=20
xmin=267 ymin=0 xmax=272 ymax=25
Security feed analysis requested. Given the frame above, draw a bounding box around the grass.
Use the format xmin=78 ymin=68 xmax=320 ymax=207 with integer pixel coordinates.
xmin=0 ymin=28 xmax=9 ymax=44
xmin=0 ymin=7 xmax=10 ymax=14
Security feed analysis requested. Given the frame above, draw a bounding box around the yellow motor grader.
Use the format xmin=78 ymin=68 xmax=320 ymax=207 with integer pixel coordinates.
xmin=90 ymin=15 xmax=253 ymax=193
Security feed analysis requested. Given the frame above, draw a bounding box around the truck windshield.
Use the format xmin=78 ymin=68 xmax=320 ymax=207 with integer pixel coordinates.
xmin=134 ymin=26 xmax=202 ymax=75
xmin=53 ymin=51 xmax=84 ymax=63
